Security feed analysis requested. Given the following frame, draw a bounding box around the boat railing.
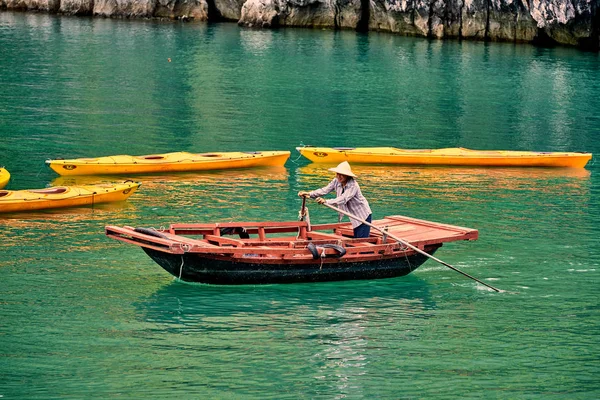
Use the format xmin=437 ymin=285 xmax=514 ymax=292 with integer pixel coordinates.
xmin=170 ymin=221 xmax=308 ymax=233
xmin=170 ymin=221 xmax=316 ymax=241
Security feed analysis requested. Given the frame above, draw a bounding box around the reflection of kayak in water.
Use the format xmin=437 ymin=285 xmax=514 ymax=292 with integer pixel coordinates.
xmin=105 ymin=214 xmax=478 ymax=284
xmin=297 ymin=164 xmax=592 ymax=199
xmin=50 ymin=166 xmax=290 ymax=187
xmin=0 ymin=181 xmax=140 ymax=213
xmin=46 ymin=151 xmax=291 ymax=176
xmin=297 ymin=147 xmax=592 ymax=168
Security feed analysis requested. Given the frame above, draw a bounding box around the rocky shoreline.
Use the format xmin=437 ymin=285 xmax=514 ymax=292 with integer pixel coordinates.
xmin=1 ymin=0 xmax=598 ymax=50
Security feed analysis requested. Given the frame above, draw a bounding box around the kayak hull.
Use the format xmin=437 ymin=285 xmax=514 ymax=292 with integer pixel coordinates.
xmin=297 ymin=147 xmax=592 ymax=168
xmin=0 ymin=181 xmax=140 ymax=213
xmin=0 ymin=168 xmax=9 ymax=189
xmin=46 ymin=151 xmax=291 ymax=176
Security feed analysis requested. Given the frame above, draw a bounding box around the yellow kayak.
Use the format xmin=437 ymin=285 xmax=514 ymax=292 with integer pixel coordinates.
xmin=0 ymin=181 xmax=140 ymax=213
xmin=0 ymin=168 xmax=9 ymax=189
xmin=46 ymin=150 xmax=291 ymax=176
xmin=296 ymin=147 xmax=592 ymax=168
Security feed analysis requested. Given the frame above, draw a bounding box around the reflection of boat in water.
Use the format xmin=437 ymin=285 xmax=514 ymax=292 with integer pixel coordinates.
xmin=297 ymin=146 xmax=592 ymax=168
xmin=105 ymin=215 xmax=477 ymax=284
xmin=138 ymin=275 xmax=435 ymax=323
xmin=137 ymin=276 xmax=437 ymax=388
xmin=46 ymin=150 xmax=291 ymax=176
xmin=0 ymin=181 xmax=140 ymax=213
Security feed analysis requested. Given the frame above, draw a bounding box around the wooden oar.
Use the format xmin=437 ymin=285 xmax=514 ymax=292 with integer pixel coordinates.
xmin=316 ymin=200 xmax=502 ymax=292
xmin=299 ymin=196 xmax=307 ymax=221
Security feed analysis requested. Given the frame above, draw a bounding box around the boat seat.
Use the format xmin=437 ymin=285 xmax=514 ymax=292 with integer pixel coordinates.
xmin=160 ymin=232 xmax=219 ymax=248
xmin=28 ymin=187 xmax=68 ymax=194
xmin=306 ymin=231 xmax=348 ymax=241
xmin=204 ymin=234 xmax=246 ymax=247
xmin=138 ymin=155 xmax=165 ymax=160
xmin=346 ymin=241 xmax=378 ymax=247
xmin=334 ymin=228 xmax=355 ymax=238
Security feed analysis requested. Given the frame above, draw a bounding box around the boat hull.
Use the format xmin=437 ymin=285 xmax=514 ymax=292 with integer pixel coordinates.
xmin=0 ymin=181 xmax=140 ymax=213
xmin=297 ymin=147 xmax=592 ymax=168
xmin=46 ymin=151 xmax=290 ymax=176
xmin=142 ymin=245 xmax=440 ymax=284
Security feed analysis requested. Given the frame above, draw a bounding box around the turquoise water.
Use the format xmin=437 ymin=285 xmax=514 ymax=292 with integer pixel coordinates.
xmin=1 ymin=11 xmax=600 ymax=398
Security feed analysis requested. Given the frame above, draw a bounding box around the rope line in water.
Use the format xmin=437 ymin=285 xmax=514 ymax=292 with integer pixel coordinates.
xmin=179 ymin=255 xmax=184 ymax=280
xmin=289 ymin=142 xmax=306 ymax=165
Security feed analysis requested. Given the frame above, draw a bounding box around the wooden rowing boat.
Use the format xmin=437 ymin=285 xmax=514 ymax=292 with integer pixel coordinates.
xmin=105 ymin=215 xmax=478 ymax=284
xmin=0 ymin=181 xmax=140 ymax=213
xmin=0 ymin=168 xmax=10 ymax=189
xmin=46 ymin=150 xmax=291 ymax=176
xmin=296 ymin=146 xmax=592 ymax=168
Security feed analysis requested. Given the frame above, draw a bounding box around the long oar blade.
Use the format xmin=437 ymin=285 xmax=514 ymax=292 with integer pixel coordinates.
xmin=316 ymin=200 xmax=502 ymax=293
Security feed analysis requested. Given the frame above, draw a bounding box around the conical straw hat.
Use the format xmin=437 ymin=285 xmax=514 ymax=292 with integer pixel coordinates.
xmin=328 ymin=161 xmax=357 ymax=178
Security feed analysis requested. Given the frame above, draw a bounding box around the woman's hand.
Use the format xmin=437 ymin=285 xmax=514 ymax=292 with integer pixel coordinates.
xmin=298 ymin=191 xmax=310 ymax=198
xmin=316 ymin=197 xmax=326 ymax=204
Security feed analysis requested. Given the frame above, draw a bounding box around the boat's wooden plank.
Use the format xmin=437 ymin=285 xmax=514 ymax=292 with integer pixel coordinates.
xmin=384 ymin=215 xmax=477 ymax=233
xmin=105 ymin=233 xmax=184 ymax=254
xmin=306 ymin=231 xmax=349 ymax=241
xmin=245 ymin=238 xmax=298 ymax=246
xmin=334 ymin=228 xmax=354 ymax=237
xmin=388 ymin=227 xmax=437 ymax=239
xmin=107 ymin=226 xmax=176 ymax=248
xmin=402 ymin=226 xmax=476 ymax=241
xmin=333 ymin=227 xmax=401 ymax=244
xmin=159 ymin=232 xmax=219 ymax=248
xmin=147 ymin=239 xmax=425 ymax=259
xmin=373 ymin=217 xmax=413 ymax=227
xmin=345 ymin=241 xmax=378 ymax=247
xmin=107 ymin=227 xmax=230 ymax=254
xmin=170 ymin=225 xmax=310 ymax=236
xmin=385 ymin=227 xmax=472 ymax=247
xmin=310 ymin=222 xmax=353 ymax=231
xmin=411 ymin=232 xmax=478 ymax=245
xmin=335 ymin=216 xmax=476 ymax=243
xmin=171 ymin=221 xmax=309 ymax=230
xmin=382 ymin=225 xmax=417 ymax=235
xmin=204 ymin=235 xmax=246 ymax=247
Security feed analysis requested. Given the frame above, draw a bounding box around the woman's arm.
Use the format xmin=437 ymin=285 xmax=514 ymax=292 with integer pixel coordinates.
xmin=309 ymin=179 xmax=337 ymax=198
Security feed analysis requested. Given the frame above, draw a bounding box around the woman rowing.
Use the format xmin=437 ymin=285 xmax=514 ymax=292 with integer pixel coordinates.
xmin=298 ymin=161 xmax=372 ymax=238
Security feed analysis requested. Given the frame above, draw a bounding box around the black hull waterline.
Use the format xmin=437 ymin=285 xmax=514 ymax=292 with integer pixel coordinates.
xmin=142 ymin=246 xmax=441 ymax=284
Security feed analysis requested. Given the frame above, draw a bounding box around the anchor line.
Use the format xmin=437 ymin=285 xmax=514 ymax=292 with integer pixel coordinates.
xmin=179 ymin=255 xmax=184 ymax=280
xmin=289 ymin=143 xmax=306 ymax=164
xmin=177 ymin=243 xmax=191 ymax=280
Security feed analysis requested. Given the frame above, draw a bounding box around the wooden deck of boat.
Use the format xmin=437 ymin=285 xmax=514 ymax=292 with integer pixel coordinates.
xmin=106 ymin=215 xmax=477 ymax=259
xmin=331 ymin=215 xmax=478 ymax=247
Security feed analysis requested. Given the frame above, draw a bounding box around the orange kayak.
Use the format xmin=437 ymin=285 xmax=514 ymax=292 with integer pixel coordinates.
xmin=0 ymin=181 xmax=140 ymax=213
xmin=46 ymin=151 xmax=290 ymax=176
xmin=297 ymin=147 xmax=592 ymax=168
